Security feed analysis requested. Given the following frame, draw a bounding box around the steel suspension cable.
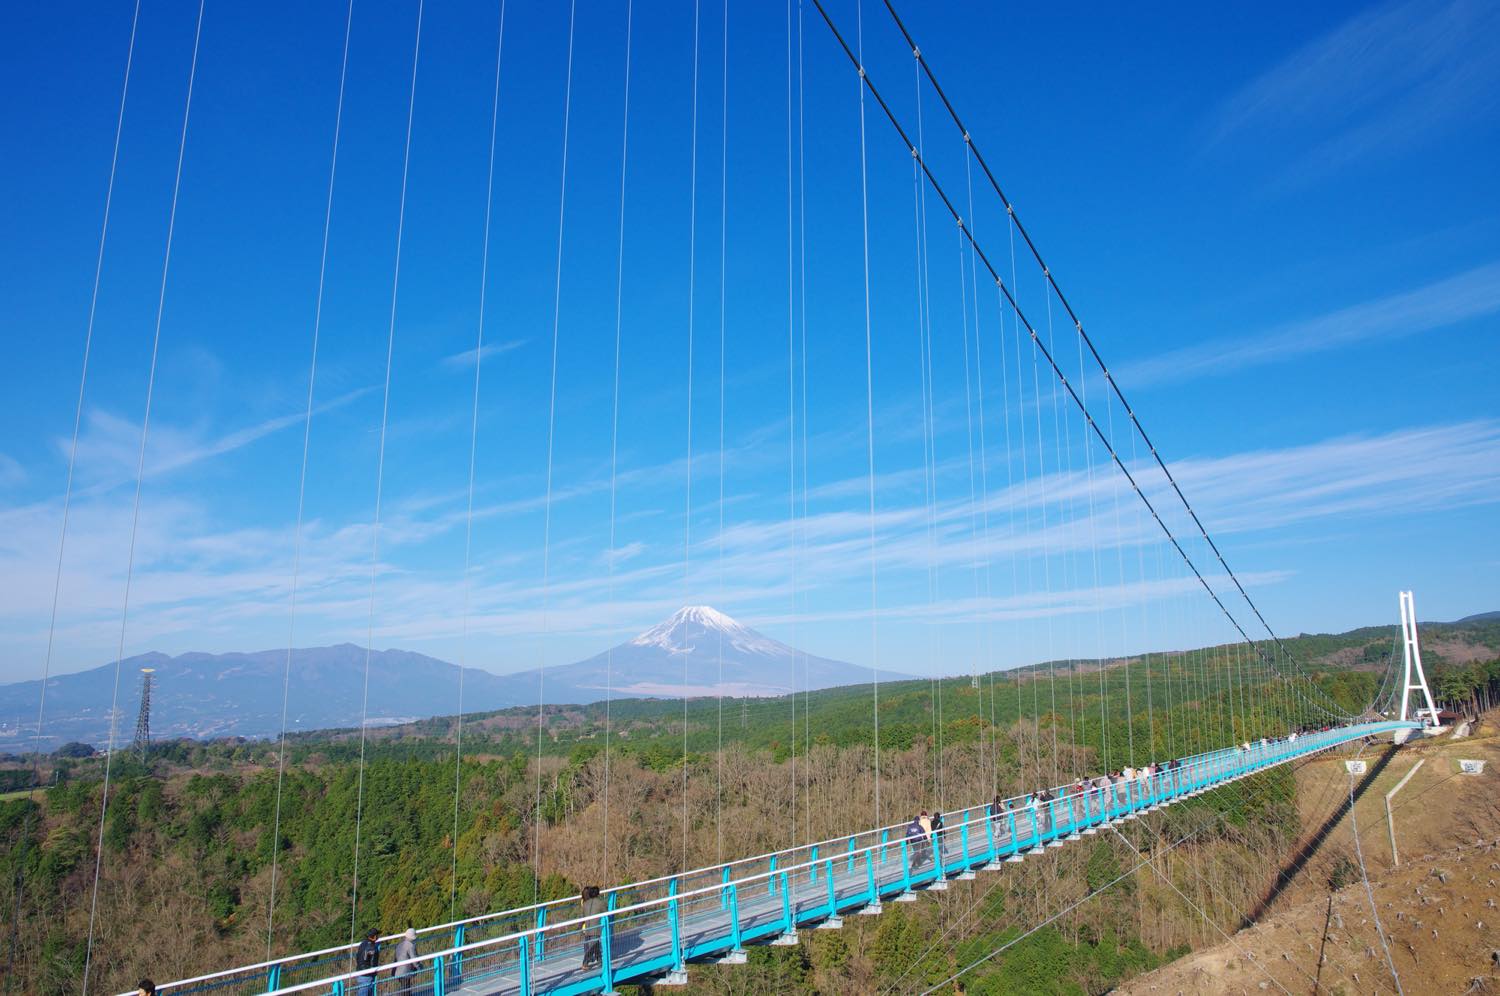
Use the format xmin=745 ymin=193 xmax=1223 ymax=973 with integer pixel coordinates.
xmin=82 ymin=3 xmax=205 ymax=991
xmin=853 ymin=0 xmax=883 ymax=827
xmin=959 ymin=136 xmax=999 ymax=790
xmin=29 ymin=0 xmax=140 ymax=803
xmin=602 ymin=0 xmax=634 ymax=888
xmin=15 ymin=4 xmax=140 ymax=986
xmin=449 ymin=0 xmax=508 ymax=917
xmin=351 ymin=0 xmax=423 ymax=941
xmin=268 ymin=0 xmax=355 ymax=954
xmin=680 ymin=0 xmax=702 ymax=874
xmin=877 ymin=2 xmax=1330 ymax=706
xmin=795 ymin=0 xmax=814 ymax=840
xmin=809 ymin=0 xmax=1348 ymax=725
xmin=535 ymin=0 xmax=578 ymax=903
xmin=784 ymin=0 xmax=798 ymax=858
xmin=910 ymin=53 xmax=942 ymax=806
xmin=715 ymin=0 xmax=729 ymax=867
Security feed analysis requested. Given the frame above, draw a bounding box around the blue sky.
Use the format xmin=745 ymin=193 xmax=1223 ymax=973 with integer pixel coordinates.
xmin=1 ymin=0 xmax=1497 ymax=688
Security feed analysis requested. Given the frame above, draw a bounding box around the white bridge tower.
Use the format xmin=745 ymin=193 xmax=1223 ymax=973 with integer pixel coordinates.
xmin=1397 ymin=590 xmax=1438 ymax=727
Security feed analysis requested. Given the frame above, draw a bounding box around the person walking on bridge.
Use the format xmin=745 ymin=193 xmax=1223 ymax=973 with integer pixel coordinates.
xmin=905 ymin=813 xmax=927 ymax=866
xmin=581 ymin=885 xmax=607 ymax=968
xmin=392 ymin=926 xmax=417 ymax=994
xmin=354 ymin=927 xmax=381 ymax=996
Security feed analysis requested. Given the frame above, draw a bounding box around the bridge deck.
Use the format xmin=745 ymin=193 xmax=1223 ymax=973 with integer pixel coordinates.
xmin=134 ymin=721 xmax=1414 ymax=996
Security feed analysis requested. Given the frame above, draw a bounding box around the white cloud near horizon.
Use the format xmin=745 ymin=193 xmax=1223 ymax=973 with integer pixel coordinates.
xmin=1115 ymin=261 xmax=1500 ymax=389
xmin=2 ymin=414 xmax=1496 ymax=684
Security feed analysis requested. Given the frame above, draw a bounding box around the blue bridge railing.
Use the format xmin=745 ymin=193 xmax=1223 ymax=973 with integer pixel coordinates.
xmin=124 ymin=720 xmax=1417 ymax=996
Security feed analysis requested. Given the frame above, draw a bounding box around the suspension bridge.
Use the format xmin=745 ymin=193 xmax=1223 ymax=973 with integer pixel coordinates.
xmin=9 ymin=0 xmax=1454 ymax=994
xmin=116 ymin=719 xmax=1423 ymax=996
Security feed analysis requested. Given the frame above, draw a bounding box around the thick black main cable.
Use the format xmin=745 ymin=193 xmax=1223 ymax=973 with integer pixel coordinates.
xmin=808 ymin=0 xmax=1344 ymax=720
xmin=877 ymin=0 xmax=1329 ymax=703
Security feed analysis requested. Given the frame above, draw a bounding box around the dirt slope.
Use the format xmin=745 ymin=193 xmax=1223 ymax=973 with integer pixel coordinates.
xmin=1117 ymin=719 xmax=1500 ymax=996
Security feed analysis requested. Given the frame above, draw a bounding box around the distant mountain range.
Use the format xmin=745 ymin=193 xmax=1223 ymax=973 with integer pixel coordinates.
xmin=0 ymin=607 xmax=880 ymax=751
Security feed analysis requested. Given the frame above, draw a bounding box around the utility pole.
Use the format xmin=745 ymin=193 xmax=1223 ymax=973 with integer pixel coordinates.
xmin=132 ymin=667 xmax=154 ymax=761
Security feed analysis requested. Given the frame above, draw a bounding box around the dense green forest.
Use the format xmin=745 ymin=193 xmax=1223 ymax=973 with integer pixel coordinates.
xmin=2 ymin=619 xmax=1496 ymax=994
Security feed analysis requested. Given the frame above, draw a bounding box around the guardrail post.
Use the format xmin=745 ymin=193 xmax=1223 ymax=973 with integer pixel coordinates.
xmin=533 ymin=906 xmax=547 ymax=962
xmin=959 ymin=819 xmax=970 ymax=868
xmin=720 ymin=866 xmax=731 ymax=909
xmin=809 ymin=845 xmax=819 ymax=884
xmin=330 ymin=981 xmax=344 ymax=996
xmin=431 ymin=954 xmax=446 ymax=996
xmin=846 ymin=835 xmax=856 ymax=875
xmin=668 ymin=877 xmax=686 ymax=975
xmin=451 ymin=924 xmax=465 ymax=979
xmin=825 ymin=858 xmax=837 ymax=917
xmin=864 ymin=847 xmax=877 ymax=904
xmin=727 ymin=879 xmax=745 ymax=955
xmin=517 ymin=935 xmax=530 ymax=996
xmin=265 ymin=964 xmax=281 ymax=992
xmin=879 ymin=829 xmax=889 ymax=865
xmin=601 ymin=892 xmax=617 ymax=994
xmin=769 ymin=855 xmax=779 ymax=895
xmin=780 ymin=869 xmax=793 ymax=931
xmin=901 ymin=839 xmax=912 ymax=893
xmin=984 ymin=807 xmax=996 ymax=861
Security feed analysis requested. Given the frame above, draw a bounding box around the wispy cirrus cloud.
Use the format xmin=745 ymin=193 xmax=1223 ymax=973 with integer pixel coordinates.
xmin=6 ymin=415 xmax=1494 ymax=682
xmin=1115 ymin=261 xmax=1500 ymax=388
xmin=1206 ymin=0 xmax=1500 ymax=185
xmin=441 ymin=339 xmax=528 ymax=370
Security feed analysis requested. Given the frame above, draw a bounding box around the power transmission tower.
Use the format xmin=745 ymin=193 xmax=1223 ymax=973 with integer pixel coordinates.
xmin=132 ymin=667 xmax=154 ymax=761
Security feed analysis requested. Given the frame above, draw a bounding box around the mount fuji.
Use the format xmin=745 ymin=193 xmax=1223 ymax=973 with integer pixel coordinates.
xmin=527 ymin=606 xmax=884 ymax=700
xmin=0 ymin=607 xmax=888 ymax=750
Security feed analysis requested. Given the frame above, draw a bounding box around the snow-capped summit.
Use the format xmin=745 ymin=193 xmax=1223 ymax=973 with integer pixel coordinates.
xmin=629 ymin=606 xmax=775 ymax=656
xmin=551 ymin=606 xmax=889 ymax=699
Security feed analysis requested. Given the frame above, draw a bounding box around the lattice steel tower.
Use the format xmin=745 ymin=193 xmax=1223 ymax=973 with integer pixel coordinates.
xmin=132 ymin=667 xmax=154 ymax=761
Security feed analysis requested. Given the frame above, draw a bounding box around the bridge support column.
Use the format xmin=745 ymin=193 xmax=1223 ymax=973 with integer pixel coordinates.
xmin=895 ymin=839 xmax=919 ymax=899
xmin=667 ymin=878 xmax=691 ymax=979
xmin=599 ymin=894 xmax=620 ymax=995
xmin=772 ymin=869 xmax=799 ymax=943
xmin=818 ymin=858 xmax=842 ymax=927
xmin=955 ymin=821 xmax=976 ymax=878
xmin=1004 ymin=812 xmax=1024 ymax=863
xmin=858 ymin=849 xmax=884 ymax=912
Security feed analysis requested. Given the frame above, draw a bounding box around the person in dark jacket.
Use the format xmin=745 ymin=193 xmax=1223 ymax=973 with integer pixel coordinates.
xmin=904 ymin=813 xmax=927 ymax=865
xmin=135 ymin=983 xmax=156 ymax=996
xmin=581 ymin=885 xmax=606 ymax=969
xmin=354 ymin=928 xmax=380 ymax=996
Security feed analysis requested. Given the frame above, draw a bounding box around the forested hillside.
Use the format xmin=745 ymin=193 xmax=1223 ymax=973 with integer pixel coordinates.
xmin=2 ymin=620 xmax=1496 ymax=994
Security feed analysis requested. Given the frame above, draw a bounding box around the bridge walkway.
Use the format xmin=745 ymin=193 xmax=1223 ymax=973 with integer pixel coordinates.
xmin=130 ymin=721 xmax=1415 ymax=996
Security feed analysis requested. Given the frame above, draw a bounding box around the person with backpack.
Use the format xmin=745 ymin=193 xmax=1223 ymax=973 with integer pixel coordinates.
xmin=353 ymin=927 xmax=381 ymax=996
xmin=904 ymin=813 xmax=927 ymax=866
xmin=930 ymin=810 xmax=945 ymax=864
